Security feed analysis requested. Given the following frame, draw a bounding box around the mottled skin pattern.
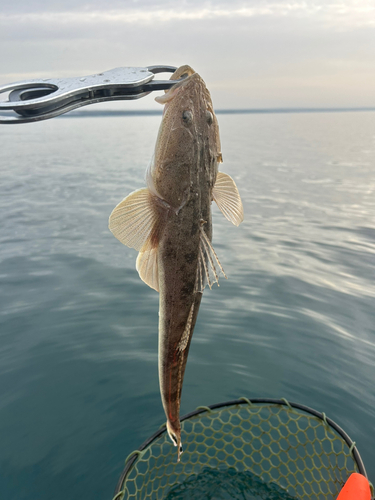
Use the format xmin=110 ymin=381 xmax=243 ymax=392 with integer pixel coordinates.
xmin=149 ymin=66 xmax=221 ymax=458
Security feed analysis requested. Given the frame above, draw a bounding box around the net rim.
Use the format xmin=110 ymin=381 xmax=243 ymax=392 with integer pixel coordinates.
xmin=114 ymin=396 xmax=368 ymax=496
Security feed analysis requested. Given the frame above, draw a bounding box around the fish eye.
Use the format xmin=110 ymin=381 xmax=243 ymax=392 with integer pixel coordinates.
xmin=182 ymin=110 xmax=193 ymax=125
xmin=206 ymin=110 xmax=213 ymax=125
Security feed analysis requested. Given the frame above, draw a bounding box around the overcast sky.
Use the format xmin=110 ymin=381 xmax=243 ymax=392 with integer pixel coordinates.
xmin=1 ymin=1 xmax=375 ymax=109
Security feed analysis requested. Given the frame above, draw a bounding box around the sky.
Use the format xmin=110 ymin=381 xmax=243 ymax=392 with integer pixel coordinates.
xmin=1 ymin=0 xmax=375 ymax=109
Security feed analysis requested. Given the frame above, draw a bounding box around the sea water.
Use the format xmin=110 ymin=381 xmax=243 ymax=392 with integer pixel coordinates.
xmin=165 ymin=468 xmax=297 ymax=499
xmin=0 ymin=110 xmax=374 ymax=499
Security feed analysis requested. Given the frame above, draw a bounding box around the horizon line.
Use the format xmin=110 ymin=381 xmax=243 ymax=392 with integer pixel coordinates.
xmin=61 ymin=107 xmax=375 ymax=118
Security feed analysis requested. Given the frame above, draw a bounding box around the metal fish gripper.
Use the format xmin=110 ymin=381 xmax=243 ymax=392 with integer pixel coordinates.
xmin=0 ymin=65 xmax=181 ymax=124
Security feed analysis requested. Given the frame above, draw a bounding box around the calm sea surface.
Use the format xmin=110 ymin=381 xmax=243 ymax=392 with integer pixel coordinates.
xmin=0 ymin=111 xmax=374 ymax=499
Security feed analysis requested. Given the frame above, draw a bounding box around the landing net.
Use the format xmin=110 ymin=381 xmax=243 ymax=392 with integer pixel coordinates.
xmin=113 ymin=397 xmax=371 ymax=500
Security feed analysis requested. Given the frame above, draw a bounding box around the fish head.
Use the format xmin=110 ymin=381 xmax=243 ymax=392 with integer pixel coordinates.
xmin=167 ymin=419 xmax=183 ymax=462
xmin=149 ymin=65 xmax=221 ymax=209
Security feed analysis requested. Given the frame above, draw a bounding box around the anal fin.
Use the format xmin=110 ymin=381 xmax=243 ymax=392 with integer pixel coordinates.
xmin=177 ymin=302 xmax=195 ymax=352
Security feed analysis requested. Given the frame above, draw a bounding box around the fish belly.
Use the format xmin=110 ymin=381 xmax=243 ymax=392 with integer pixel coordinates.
xmin=157 ymin=202 xmax=208 ymax=428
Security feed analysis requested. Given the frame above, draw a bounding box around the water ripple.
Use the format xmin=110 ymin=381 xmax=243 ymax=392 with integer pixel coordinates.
xmin=1 ymin=112 xmax=375 ymax=499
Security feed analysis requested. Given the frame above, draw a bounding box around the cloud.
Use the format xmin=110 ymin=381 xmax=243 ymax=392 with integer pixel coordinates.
xmin=1 ymin=1 xmax=375 ymax=30
xmin=1 ymin=1 xmax=375 ymax=108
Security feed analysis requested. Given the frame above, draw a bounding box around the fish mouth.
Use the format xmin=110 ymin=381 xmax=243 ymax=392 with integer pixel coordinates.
xmin=155 ymin=65 xmax=195 ymax=107
xmin=170 ymin=65 xmax=195 ymax=82
xmin=155 ymin=85 xmax=180 ymax=107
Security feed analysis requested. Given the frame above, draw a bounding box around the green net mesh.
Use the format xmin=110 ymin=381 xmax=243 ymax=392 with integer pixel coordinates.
xmin=114 ymin=399 xmax=368 ymax=500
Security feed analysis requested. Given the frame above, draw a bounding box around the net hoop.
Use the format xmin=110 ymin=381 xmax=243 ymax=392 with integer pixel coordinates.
xmin=114 ymin=397 xmax=370 ymax=499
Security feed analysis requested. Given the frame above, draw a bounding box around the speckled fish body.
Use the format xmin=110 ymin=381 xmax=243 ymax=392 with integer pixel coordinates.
xmin=155 ymin=69 xmax=218 ymax=458
xmin=109 ymin=65 xmax=243 ymax=460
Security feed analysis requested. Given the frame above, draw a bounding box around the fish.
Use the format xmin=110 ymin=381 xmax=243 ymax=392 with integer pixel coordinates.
xmin=109 ymin=65 xmax=243 ymax=461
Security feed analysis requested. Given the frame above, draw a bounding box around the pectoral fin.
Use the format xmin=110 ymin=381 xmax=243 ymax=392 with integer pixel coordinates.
xmin=108 ymin=188 xmax=165 ymax=291
xmin=109 ymin=188 xmax=157 ymax=250
xmin=213 ymin=172 xmax=244 ymax=226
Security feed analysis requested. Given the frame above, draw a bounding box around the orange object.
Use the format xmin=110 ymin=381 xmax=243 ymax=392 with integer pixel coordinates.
xmin=336 ymin=473 xmax=371 ymax=500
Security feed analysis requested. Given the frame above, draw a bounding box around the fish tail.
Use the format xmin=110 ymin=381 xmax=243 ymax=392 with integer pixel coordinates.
xmin=167 ymin=420 xmax=183 ymax=462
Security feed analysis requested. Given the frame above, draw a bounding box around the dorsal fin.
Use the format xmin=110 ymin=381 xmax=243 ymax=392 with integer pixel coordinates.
xmin=195 ymin=225 xmax=227 ymax=293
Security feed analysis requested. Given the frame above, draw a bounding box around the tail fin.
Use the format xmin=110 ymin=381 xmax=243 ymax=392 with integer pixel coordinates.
xmin=167 ymin=420 xmax=183 ymax=462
